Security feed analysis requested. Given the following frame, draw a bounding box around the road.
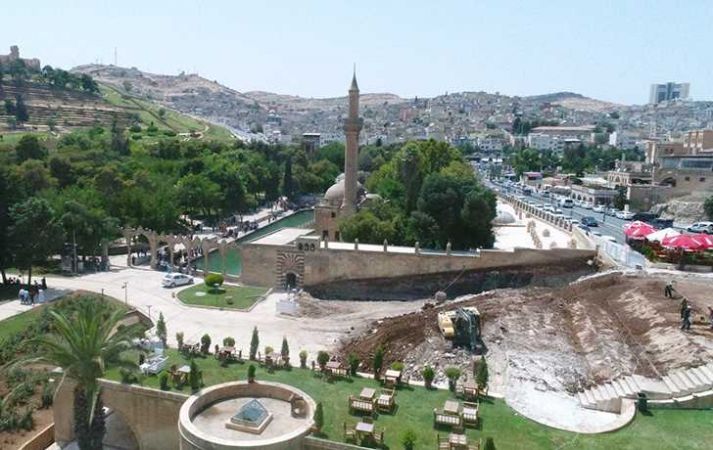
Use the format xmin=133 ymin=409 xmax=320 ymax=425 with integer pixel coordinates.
xmin=485 ymin=180 xmax=628 ymax=244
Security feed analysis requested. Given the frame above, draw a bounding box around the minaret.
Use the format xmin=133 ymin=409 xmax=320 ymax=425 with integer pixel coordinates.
xmin=342 ymin=67 xmax=363 ymax=215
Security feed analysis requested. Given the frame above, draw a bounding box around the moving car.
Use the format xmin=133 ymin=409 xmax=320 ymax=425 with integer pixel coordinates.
xmin=593 ymin=205 xmax=606 ymax=213
xmin=560 ymin=198 xmax=574 ymax=208
xmin=581 ymin=216 xmax=599 ymax=227
xmin=687 ymin=222 xmax=713 ymax=234
xmin=616 ymin=210 xmax=635 ymax=220
xmin=162 ymin=273 xmax=194 ymax=288
xmin=632 ymin=212 xmax=658 ymax=222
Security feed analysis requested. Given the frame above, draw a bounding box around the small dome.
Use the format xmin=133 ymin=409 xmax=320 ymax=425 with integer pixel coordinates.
xmin=323 ymin=180 xmax=346 ymax=206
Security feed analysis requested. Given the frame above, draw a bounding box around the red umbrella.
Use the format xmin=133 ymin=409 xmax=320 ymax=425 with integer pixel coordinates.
xmin=692 ymin=234 xmax=713 ymax=249
xmin=624 ymin=222 xmax=655 ymax=239
xmin=623 ymin=220 xmax=648 ymax=232
xmin=662 ymin=234 xmax=708 ymax=251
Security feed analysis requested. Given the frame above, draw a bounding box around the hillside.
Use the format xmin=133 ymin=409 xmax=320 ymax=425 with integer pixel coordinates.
xmin=71 ymin=64 xmax=713 ymax=144
xmin=0 ymin=76 xmax=232 ymax=143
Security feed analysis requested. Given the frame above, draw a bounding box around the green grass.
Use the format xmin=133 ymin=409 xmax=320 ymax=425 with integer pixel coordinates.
xmin=99 ymin=83 xmax=233 ymax=142
xmin=0 ymin=307 xmax=43 ymax=342
xmin=0 ymin=131 xmax=54 ymax=147
xmin=176 ymin=284 xmax=268 ymax=310
xmin=104 ymin=349 xmax=713 ymax=450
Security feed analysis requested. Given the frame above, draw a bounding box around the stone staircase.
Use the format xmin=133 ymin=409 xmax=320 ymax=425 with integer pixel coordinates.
xmin=577 ymin=363 xmax=713 ymax=413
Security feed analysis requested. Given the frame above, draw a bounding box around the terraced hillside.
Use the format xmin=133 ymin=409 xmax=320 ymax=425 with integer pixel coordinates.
xmin=0 ymin=80 xmax=233 ymax=141
xmin=0 ymin=81 xmax=132 ymax=132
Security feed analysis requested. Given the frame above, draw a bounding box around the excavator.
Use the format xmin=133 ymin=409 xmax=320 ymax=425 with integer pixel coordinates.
xmin=437 ymin=307 xmax=483 ymax=353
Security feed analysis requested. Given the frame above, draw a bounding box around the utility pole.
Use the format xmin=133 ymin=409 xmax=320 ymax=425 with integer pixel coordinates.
xmin=122 ymin=282 xmax=128 ymax=305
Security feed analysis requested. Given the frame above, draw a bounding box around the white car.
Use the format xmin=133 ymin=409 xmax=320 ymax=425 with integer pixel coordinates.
xmin=616 ymin=211 xmax=636 ymax=220
xmin=162 ymin=273 xmax=194 ymax=288
xmin=593 ymin=205 xmax=605 ymax=213
xmin=687 ymin=222 xmax=713 ymax=234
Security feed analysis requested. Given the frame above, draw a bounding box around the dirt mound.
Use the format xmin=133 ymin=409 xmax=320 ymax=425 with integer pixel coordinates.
xmin=339 ymin=272 xmax=713 ymax=391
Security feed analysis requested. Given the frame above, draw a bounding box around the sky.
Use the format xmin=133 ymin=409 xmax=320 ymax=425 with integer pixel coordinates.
xmin=2 ymin=0 xmax=712 ymax=104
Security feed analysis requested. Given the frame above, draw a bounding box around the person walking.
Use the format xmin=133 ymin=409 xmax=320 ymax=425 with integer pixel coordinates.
xmin=680 ymin=298 xmax=689 ymax=319
xmin=681 ymin=306 xmax=692 ymax=331
xmin=664 ymin=280 xmax=674 ymax=298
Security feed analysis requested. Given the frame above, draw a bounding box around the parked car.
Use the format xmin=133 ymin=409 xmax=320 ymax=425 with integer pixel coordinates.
xmin=560 ymin=198 xmax=574 ymax=208
xmin=162 ymin=273 xmax=194 ymax=288
xmin=582 ymin=203 xmax=593 ymax=210
xmin=593 ymin=205 xmax=606 ymax=213
xmin=649 ymin=218 xmax=674 ymax=229
xmin=632 ymin=212 xmax=659 ymax=222
xmin=687 ymin=222 xmax=713 ymax=234
xmin=581 ymin=216 xmax=599 ymax=227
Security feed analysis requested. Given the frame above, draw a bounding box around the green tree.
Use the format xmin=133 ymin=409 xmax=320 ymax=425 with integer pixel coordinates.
xmin=189 ymin=359 xmax=201 ymax=391
xmin=347 ymin=353 xmax=360 ymax=376
xmin=704 ymin=196 xmax=713 ymax=220
xmin=373 ymin=346 xmax=384 ymax=379
xmin=613 ymin=186 xmax=628 ymax=210
xmin=509 ymin=148 xmax=541 ymax=176
xmin=316 ymin=350 xmax=329 ymax=371
xmin=401 ymin=429 xmax=417 ymax=450
xmin=445 ymin=367 xmax=461 ymax=392
xmin=280 ymin=337 xmax=290 ymax=364
xmin=8 ymin=197 xmax=64 ymax=284
xmin=282 ymin=156 xmax=295 ymax=199
xmin=110 ymin=118 xmax=129 ymax=155
xmin=313 ymin=402 xmax=324 ymax=432
xmin=156 ymin=313 xmax=167 ymax=348
xmin=176 ymin=173 xmax=221 ymax=221
xmin=15 ymin=135 xmax=47 ymax=162
xmin=200 ymin=334 xmax=211 ymax=354
xmin=422 ymin=365 xmax=435 ymax=389
xmin=476 ymin=357 xmax=489 ymax=393
xmin=23 ymin=299 xmax=141 ymax=450
xmin=14 ymin=95 xmax=29 ymax=123
xmin=249 ymin=326 xmax=259 ymax=360
xmin=484 ymin=437 xmax=496 ymax=450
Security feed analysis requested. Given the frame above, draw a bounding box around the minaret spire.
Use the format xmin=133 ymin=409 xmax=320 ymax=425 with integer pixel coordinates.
xmin=342 ymin=67 xmax=363 ymax=215
xmin=350 ymin=64 xmax=359 ymax=91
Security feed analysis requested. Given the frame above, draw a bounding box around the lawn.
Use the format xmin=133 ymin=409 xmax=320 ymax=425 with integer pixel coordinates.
xmin=105 ymin=349 xmax=713 ymax=450
xmin=0 ymin=307 xmax=43 ymax=342
xmin=176 ymin=284 xmax=268 ymax=310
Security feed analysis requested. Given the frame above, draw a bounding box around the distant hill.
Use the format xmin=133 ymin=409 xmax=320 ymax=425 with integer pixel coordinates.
xmin=70 ymin=64 xmax=713 ymax=143
xmin=0 ymin=72 xmax=232 ymax=142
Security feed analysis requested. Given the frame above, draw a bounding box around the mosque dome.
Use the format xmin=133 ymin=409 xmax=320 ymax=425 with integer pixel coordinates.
xmin=323 ymin=180 xmax=346 ymax=206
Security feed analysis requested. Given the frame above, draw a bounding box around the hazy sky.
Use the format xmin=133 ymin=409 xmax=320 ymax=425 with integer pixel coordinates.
xmin=2 ymin=0 xmax=711 ymax=104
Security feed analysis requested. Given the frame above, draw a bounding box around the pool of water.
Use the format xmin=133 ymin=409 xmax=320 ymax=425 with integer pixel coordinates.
xmin=200 ymin=209 xmax=314 ymax=275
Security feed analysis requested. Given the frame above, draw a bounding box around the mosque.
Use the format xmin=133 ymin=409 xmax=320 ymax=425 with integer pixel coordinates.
xmin=313 ymin=70 xmax=366 ymax=241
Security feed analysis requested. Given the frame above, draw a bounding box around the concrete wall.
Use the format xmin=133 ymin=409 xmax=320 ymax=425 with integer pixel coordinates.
xmin=54 ymin=378 xmax=188 ymax=450
xmin=302 ymin=247 xmax=595 ymax=287
xmin=304 ymin=437 xmax=369 ymax=450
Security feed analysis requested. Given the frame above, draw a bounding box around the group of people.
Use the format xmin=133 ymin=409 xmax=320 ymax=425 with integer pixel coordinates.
xmin=664 ymin=280 xmax=713 ymax=331
xmin=16 ymin=277 xmax=48 ymax=305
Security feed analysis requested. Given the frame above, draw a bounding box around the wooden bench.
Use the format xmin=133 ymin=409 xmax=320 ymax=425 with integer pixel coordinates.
xmin=376 ymin=388 xmax=396 ymax=413
xmin=433 ymin=409 xmax=463 ymax=428
xmin=349 ymin=396 xmax=375 ymax=415
xmin=462 ymin=401 xmax=479 ymax=427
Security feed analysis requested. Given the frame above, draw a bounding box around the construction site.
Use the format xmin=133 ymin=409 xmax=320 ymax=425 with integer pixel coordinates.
xmin=305 ymin=269 xmax=713 ymax=430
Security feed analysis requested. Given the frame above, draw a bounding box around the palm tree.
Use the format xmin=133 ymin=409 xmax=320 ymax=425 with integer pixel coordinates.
xmin=21 ymin=299 xmax=141 ymax=449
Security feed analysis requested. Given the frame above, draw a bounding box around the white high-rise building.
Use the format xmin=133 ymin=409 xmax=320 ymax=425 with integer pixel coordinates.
xmin=649 ymin=82 xmax=690 ymax=104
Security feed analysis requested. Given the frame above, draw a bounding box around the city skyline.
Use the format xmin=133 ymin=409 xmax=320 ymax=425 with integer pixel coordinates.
xmin=1 ymin=0 xmax=712 ymax=104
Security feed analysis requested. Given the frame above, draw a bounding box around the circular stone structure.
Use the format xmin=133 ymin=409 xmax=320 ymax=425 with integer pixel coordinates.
xmin=178 ymin=381 xmax=316 ymax=450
